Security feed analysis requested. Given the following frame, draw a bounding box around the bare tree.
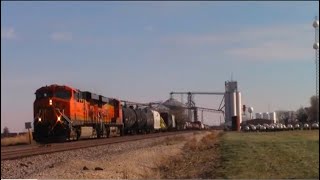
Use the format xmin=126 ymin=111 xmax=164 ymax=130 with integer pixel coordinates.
xmin=296 ymin=107 xmax=308 ymax=124
xmin=276 ymin=111 xmax=290 ymax=124
xmin=307 ymin=95 xmax=319 ymax=122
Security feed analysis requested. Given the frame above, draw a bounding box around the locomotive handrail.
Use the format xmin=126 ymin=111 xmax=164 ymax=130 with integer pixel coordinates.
xmin=54 ymin=107 xmax=72 ymax=129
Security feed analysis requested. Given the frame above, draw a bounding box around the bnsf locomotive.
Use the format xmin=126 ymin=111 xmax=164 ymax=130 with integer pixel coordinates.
xmin=33 ymin=84 xmax=175 ymax=142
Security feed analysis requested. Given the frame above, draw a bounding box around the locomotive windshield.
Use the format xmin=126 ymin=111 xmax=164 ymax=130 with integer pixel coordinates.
xmin=35 ymin=89 xmax=71 ymax=100
xmin=54 ymin=90 xmax=71 ymax=99
xmin=35 ymin=91 xmax=53 ymax=99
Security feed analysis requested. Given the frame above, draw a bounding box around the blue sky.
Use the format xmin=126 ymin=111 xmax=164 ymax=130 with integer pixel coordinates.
xmin=1 ymin=1 xmax=319 ymax=132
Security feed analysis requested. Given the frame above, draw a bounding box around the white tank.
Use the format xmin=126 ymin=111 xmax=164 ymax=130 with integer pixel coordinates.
xmin=313 ymin=20 xmax=319 ymax=28
xmin=236 ymin=92 xmax=242 ymax=123
xmin=248 ymin=107 xmax=253 ymax=119
xmin=230 ymin=92 xmax=237 ymax=117
xmin=151 ymin=110 xmax=161 ymax=130
xmin=172 ymin=114 xmax=176 ymax=128
xmin=255 ymin=112 xmax=262 ymax=119
xmin=313 ymin=42 xmax=319 ymax=50
xmin=269 ymin=112 xmax=277 ymax=123
xmin=263 ymin=112 xmax=269 ymax=120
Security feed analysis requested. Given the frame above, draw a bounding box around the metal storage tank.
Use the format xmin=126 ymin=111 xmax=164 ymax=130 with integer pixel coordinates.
xmin=230 ymin=92 xmax=237 ymax=117
xmin=248 ymin=107 xmax=254 ymax=119
xmin=269 ymin=112 xmax=277 ymax=123
xmin=263 ymin=112 xmax=269 ymax=120
xmin=151 ymin=110 xmax=161 ymax=130
xmin=236 ymin=92 xmax=242 ymax=124
xmin=163 ymin=98 xmax=186 ymax=109
xmin=255 ymin=113 xmax=261 ymax=119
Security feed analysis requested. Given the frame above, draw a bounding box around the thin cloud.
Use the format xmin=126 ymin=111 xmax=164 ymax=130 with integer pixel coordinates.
xmin=1 ymin=27 xmax=17 ymax=40
xmin=160 ymin=23 xmax=314 ymax=62
xmin=50 ymin=32 xmax=73 ymax=42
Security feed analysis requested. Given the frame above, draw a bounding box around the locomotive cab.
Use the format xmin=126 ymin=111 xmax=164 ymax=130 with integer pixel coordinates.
xmin=33 ymin=85 xmax=73 ymax=142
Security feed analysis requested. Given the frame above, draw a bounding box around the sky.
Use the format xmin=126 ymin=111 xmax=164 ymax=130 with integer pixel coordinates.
xmin=1 ymin=1 xmax=319 ymax=132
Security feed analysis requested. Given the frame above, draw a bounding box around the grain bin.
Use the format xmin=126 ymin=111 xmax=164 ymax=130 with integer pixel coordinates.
xmin=255 ymin=112 xmax=262 ymax=119
xmin=269 ymin=112 xmax=277 ymax=123
xmin=262 ymin=112 xmax=269 ymax=120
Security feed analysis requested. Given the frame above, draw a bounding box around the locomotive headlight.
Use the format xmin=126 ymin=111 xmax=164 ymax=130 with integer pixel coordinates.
xmin=49 ymin=99 xmax=53 ymax=106
xmin=38 ymin=117 xmax=42 ymax=122
xmin=57 ymin=116 xmax=61 ymax=122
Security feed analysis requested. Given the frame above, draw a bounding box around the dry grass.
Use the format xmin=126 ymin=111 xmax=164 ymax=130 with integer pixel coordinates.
xmin=150 ymin=135 xmax=187 ymax=146
xmin=158 ymin=131 xmax=222 ymax=179
xmin=1 ymin=132 xmax=33 ymax=146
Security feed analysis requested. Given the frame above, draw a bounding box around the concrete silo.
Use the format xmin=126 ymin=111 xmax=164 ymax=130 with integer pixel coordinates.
xmin=263 ymin=112 xmax=270 ymax=120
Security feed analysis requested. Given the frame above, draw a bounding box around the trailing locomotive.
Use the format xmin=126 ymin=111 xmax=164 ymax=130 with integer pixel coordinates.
xmin=33 ymin=84 xmax=176 ymax=142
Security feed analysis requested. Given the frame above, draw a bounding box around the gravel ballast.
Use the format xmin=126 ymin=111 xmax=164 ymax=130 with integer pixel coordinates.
xmin=1 ymin=132 xmax=207 ymax=179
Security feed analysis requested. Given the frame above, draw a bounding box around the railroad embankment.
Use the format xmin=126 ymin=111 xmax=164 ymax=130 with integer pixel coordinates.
xmin=1 ymin=130 xmax=318 ymax=179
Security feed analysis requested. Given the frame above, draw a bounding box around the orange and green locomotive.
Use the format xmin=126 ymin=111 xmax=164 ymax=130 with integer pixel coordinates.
xmin=33 ymin=84 xmax=123 ymax=142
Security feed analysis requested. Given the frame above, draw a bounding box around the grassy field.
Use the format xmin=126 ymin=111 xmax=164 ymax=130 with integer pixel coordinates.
xmin=1 ymin=132 xmax=33 ymax=146
xmin=217 ymin=131 xmax=319 ymax=179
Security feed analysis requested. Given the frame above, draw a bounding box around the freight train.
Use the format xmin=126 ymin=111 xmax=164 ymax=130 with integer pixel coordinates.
xmin=33 ymin=84 xmax=176 ymax=142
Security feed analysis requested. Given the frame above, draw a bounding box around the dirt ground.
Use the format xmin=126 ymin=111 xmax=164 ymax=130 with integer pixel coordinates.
xmin=24 ymin=131 xmax=220 ymax=179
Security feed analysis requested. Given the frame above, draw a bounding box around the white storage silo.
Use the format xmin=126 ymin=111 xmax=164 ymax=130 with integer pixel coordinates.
xmin=236 ymin=92 xmax=242 ymax=123
xmin=269 ymin=112 xmax=277 ymax=123
xmin=230 ymin=92 xmax=237 ymax=117
xmin=255 ymin=112 xmax=262 ymax=119
xmin=248 ymin=107 xmax=254 ymax=119
xmin=263 ymin=112 xmax=269 ymax=120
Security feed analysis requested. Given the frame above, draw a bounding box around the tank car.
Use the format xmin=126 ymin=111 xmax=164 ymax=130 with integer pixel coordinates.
xmin=303 ymin=123 xmax=310 ymax=130
xmin=142 ymin=107 xmax=155 ymax=133
xmin=122 ymin=106 xmax=137 ymax=134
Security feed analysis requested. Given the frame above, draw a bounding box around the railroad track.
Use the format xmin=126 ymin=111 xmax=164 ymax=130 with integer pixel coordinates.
xmin=1 ymin=130 xmax=201 ymax=161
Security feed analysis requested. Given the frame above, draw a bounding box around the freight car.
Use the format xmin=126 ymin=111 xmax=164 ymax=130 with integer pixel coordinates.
xmin=33 ymin=84 xmax=177 ymax=142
